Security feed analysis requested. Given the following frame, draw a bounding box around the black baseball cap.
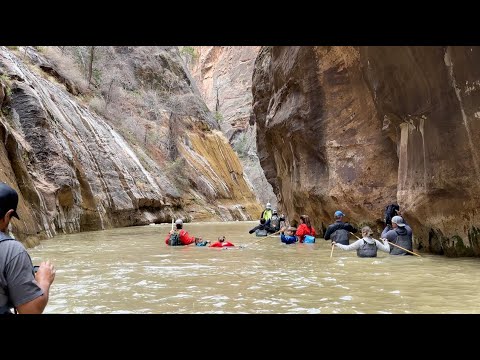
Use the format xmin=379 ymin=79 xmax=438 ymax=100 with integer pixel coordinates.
xmin=0 ymin=182 xmax=20 ymax=219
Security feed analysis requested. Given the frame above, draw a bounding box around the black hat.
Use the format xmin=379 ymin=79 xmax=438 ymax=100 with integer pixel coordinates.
xmin=0 ymin=182 xmax=20 ymax=219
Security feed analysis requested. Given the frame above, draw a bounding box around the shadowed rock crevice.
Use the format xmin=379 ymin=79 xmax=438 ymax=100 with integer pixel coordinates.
xmin=188 ymin=46 xmax=277 ymax=209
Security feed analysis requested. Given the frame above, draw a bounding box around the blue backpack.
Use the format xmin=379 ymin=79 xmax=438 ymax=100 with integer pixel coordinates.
xmin=303 ymin=235 xmax=315 ymax=243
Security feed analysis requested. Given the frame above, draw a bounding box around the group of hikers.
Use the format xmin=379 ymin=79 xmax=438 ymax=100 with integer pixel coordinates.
xmin=165 ymin=219 xmax=235 ymax=247
xmin=249 ymin=203 xmax=317 ymax=244
xmin=248 ymin=202 xmax=285 ymax=236
xmin=0 ymin=178 xmax=413 ymax=315
xmin=244 ymin=202 xmax=413 ymax=258
xmin=165 ymin=201 xmax=414 ymax=258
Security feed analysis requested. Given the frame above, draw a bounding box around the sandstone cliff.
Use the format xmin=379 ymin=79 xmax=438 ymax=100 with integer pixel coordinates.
xmin=188 ymin=46 xmax=277 ymax=209
xmin=0 ymin=46 xmax=261 ymax=246
xmin=252 ymin=46 xmax=480 ymax=256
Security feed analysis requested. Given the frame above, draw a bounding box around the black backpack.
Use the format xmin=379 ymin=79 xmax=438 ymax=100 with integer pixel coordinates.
xmin=168 ymin=231 xmax=182 ymax=246
xmin=270 ymin=215 xmax=280 ymax=231
xmin=384 ymin=204 xmax=400 ymax=226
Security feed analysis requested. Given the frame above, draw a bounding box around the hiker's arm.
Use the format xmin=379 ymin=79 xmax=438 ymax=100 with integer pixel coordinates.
xmin=346 ymin=223 xmax=357 ymax=233
xmin=249 ymin=225 xmax=260 ymax=234
xmin=380 ymin=226 xmax=391 ymax=239
xmin=375 ymin=239 xmax=390 ymax=253
xmin=17 ymin=263 xmax=55 ymax=314
xmin=334 ymin=239 xmax=362 ymax=251
xmin=180 ymin=231 xmax=195 ymax=245
xmin=324 ymin=225 xmax=334 ymax=240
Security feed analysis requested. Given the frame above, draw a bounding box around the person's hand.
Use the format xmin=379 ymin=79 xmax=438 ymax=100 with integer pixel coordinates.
xmin=169 ymin=229 xmax=175 ymax=234
xmin=280 ymin=226 xmax=286 ymax=232
xmin=35 ymin=260 xmax=56 ymax=286
xmin=331 ymin=241 xmax=336 ymax=245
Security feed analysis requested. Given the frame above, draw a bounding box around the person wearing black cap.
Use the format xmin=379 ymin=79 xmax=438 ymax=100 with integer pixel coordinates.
xmin=0 ymin=182 xmax=56 ymax=314
xmin=324 ymin=210 xmax=358 ymax=245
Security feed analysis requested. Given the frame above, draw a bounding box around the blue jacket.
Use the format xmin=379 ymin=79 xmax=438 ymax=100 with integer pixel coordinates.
xmin=280 ymin=233 xmax=297 ymax=244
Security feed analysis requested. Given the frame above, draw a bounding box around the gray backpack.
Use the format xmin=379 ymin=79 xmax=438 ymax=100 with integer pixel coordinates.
xmin=168 ymin=231 xmax=182 ymax=246
xmin=255 ymin=229 xmax=268 ymax=236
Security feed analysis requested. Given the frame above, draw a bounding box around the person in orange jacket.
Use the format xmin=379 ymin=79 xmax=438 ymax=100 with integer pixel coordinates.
xmin=165 ymin=219 xmax=199 ymax=246
xmin=209 ymin=235 xmax=234 ymax=247
xmin=295 ymin=214 xmax=317 ymax=243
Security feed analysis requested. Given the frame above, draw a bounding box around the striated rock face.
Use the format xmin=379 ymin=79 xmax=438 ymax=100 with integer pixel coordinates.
xmin=252 ymin=46 xmax=480 ymax=257
xmin=188 ymin=46 xmax=277 ymax=209
xmin=0 ymin=46 xmax=262 ymax=246
xmin=189 ymin=47 xmax=258 ymax=138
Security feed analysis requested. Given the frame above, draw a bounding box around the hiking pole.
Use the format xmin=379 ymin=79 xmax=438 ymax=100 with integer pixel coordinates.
xmin=267 ymin=230 xmax=282 ymax=238
xmin=330 ymin=243 xmax=335 ymax=258
xmin=245 ymin=235 xmax=263 ymax=246
xmin=379 ymin=238 xmax=422 ymax=257
xmin=171 ymin=218 xmax=174 ymax=231
xmin=250 ymin=235 xmax=269 ymax=245
xmin=350 ymin=232 xmax=361 ymax=240
xmin=248 ymin=230 xmax=281 ymax=246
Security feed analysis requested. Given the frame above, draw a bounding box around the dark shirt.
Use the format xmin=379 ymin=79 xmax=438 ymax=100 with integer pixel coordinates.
xmin=249 ymin=223 xmax=274 ymax=234
xmin=0 ymin=232 xmax=43 ymax=313
xmin=324 ymin=221 xmax=358 ymax=240
xmin=269 ymin=214 xmax=286 ymax=233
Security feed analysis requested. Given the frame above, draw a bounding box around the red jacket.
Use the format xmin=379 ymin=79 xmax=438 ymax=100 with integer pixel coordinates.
xmin=296 ymin=224 xmax=316 ymax=243
xmin=209 ymin=241 xmax=235 ymax=247
xmin=164 ymin=229 xmax=195 ymax=245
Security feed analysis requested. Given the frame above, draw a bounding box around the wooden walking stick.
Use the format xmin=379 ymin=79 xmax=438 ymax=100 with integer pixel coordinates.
xmin=330 ymin=243 xmax=335 ymax=258
xmin=380 ymin=238 xmax=422 ymax=257
xmin=267 ymin=230 xmax=282 ymax=238
xmin=250 ymin=237 xmax=266 ymax=245
xmin=248 ymin=229 xmax=283 ymax=246
xmin=349 ymin=232 xmax=361 ymax=240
